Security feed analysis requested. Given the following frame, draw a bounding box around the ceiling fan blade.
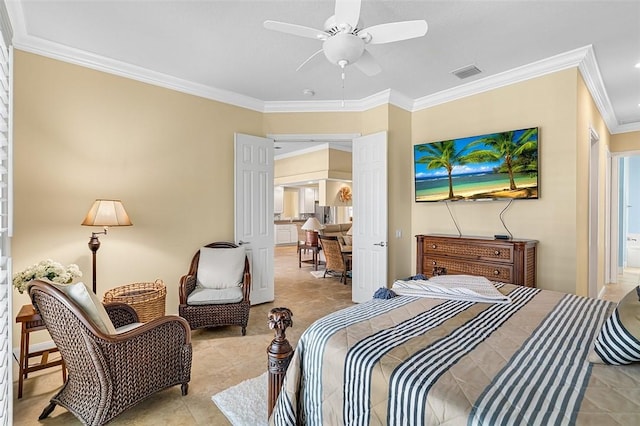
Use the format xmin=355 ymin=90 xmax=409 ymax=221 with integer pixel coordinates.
xmin=264 ymin=20 xmax=329 ymax=40
xmin=354 ymin=50 xmax=381 ymax=76
xmin=363 ymin=20 xmax=428 ymax=45
xmin=334 ymin=0 xmax=361 ymax=29
xmin=296 ymin=49 xmax=324 ymax=72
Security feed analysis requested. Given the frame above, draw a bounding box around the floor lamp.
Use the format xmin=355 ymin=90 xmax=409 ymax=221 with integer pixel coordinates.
xmin=81 ymin=199 xmax=133 ymax=293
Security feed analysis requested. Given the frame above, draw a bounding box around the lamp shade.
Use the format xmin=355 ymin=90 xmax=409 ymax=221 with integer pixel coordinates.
xmin=301 ymin=217 xmax=324 ymax=231
xmin=81 ymin=199 xmax=133 ymax=227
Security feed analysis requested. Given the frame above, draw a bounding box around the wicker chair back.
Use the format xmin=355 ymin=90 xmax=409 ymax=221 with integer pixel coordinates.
xmin=319 ymin=235 xmax=350 ymax=284
xmin=29 ymin=280 xmax=192 ymax=426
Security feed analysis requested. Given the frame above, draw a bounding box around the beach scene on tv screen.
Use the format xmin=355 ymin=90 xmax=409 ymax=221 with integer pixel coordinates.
xmin=414 ymin=127 xmax=538 ymax=202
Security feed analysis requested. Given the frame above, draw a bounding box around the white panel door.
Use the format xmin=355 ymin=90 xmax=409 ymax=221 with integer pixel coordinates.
xmin=234 ymin=133 xmax=274 ymax=305
xmin=352 ymin=132 xmax=388 ymax=303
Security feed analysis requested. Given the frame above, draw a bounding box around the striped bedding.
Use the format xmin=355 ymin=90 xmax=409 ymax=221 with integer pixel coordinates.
xmin=270 ymin=283 xmax=640 ymax=425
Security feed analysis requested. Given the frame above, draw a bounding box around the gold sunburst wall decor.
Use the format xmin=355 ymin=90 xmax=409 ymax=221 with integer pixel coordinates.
xmin=339 ymin=186 xmax=352 ymax=202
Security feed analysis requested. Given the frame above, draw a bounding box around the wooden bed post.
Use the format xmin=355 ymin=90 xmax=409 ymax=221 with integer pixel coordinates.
xmin=267 ymin=307 xmax=294 ymax=418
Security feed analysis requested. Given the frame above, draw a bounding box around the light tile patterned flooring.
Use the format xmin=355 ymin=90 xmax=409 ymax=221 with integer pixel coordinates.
xmin=12 ymin=249 xmax=637 ymax=425
xmin=12 ymin=245 xmax=353 ymax=425
xmin=600 ymin=267 xmax=640 ymax=302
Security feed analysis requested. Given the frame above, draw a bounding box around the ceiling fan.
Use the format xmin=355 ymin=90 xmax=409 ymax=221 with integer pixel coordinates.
xmin=263 ymin=0 xmax=428 ymax=76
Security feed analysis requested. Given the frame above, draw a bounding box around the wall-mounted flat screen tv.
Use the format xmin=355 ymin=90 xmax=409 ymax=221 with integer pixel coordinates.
xmin=414 ymin=127 xmax=539 ymax=202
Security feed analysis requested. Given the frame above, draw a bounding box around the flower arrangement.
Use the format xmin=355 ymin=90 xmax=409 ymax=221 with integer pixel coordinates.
xmin=12 ymin=259 xmax=82 ymax=294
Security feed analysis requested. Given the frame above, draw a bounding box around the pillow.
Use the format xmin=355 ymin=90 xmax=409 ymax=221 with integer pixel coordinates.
xmin=52 ymin=281 xmax=117 ymax=335
xmin=342 ymin=235 xmax=352 ymax=246
xmin=589 ymin=286 xmax=640 ymax=365
xmin=197 ymin=246 xmax=246 ymax=289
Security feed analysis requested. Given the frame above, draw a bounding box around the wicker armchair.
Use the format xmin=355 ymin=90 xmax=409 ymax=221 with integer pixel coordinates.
xmin=178 ymin=242 xmax=251 ymax=335
xmin=28 ymin=280 xmax=192 ymax=426
xmin=318 ymin=235 xmax=350 ymax=284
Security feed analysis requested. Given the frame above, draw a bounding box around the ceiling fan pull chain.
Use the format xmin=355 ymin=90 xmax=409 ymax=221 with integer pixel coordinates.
xmin=341 ymin=62 xmax=346 ymax=107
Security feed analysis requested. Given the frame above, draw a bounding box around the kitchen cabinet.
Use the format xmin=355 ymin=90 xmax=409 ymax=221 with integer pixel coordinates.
xmin=274 ymin=186 xmax=284 ymax=214
xmin=299 ymin=187 xmax=316 ymax=214
xmin=275 ymin=224 xmax=298 ymax=245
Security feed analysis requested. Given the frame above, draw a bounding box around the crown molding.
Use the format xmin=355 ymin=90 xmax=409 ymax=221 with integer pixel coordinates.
xmin=614 ymin=122 xmax=640 ymax=133
xmin=576 ymin=46 xmax=636 ymax=134
xmin=412 ymin=46 xmax=591 ymax=112
xmin=13 ymin=35 xmax=266 ymax=112
xmin=5 ymin=0 xmax=636 ymax=134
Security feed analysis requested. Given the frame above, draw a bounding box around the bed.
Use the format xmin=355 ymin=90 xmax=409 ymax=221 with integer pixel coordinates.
xmin=268 ymin=280 xmax=640 ymax=425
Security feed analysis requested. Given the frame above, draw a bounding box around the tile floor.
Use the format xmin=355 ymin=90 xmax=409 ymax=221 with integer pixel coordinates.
xmin=600 ymin=266 xmax=640 ymax=302
xmin=12 ymin=245 xmax=353 ymax=425
xmin=12 ymin=250 xmax=638 ymax=425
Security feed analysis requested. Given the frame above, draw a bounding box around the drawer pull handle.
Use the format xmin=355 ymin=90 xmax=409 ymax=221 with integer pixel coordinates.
xmin=494 ymin=250 xmax=500 ymax=256
xmin=432 ymin=244 xmax=437 ymax=249
xmin=432 ymin=261 xmax=437 ymax=265
xmin=493 ymin=270 xmax=500 ymax=275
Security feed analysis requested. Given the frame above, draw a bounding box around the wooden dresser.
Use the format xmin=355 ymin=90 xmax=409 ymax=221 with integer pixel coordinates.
xmin=416 ymin=234 xmax=538 ymax=287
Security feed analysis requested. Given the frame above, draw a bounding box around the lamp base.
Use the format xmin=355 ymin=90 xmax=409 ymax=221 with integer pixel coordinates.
xmin=305 ymin=231 xmax=318 ymax=246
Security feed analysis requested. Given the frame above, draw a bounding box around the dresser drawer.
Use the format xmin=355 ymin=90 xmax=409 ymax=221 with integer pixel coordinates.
xmin=416 ymin=235 xmax=537 ymax=287
xmin=425 ymin=256 xmax=514 ymax=283
xmin=424 ymin=239 xmax=513 ymax=264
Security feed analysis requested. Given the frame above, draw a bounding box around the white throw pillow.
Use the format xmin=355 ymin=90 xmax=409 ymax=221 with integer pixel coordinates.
xmin=52 ymin=281 xmax=117 ymax=335
xmin=197 ymin=246 xmax=246 ymax=289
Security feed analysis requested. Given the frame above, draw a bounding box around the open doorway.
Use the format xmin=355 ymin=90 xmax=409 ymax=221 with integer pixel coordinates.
xmin=609 ymin=152 xmax=640 ymax=292
xmin=270 ymin=134 xmax=356 ymax=295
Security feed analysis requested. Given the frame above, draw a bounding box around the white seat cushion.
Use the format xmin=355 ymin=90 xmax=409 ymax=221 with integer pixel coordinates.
xmin=52 ymin=281 xmax=117 ymax=334
xmin=187 ymin=286 xmax=244 ymax=305
xmin=115 ymin=322 xmax=144 ymax=334
xmin=197 ymin=246 xmax=246 ymax=289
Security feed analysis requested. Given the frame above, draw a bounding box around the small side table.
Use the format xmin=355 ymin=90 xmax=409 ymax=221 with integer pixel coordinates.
xmin=15 ymin=304 xmax=66 ymax=399
xmin=298 ymin=243 xmax=321 ymax=270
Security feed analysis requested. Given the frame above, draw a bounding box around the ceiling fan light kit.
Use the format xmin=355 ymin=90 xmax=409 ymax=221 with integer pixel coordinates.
xmin=323 ymin=33 xmax=365 ymax=67
xmin=264 ymin=0 xmax=428 ymax=77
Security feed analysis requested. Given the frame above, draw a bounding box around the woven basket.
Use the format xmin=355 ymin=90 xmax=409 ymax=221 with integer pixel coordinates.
xmin=103 ymin=279 xmax=166 ymax=322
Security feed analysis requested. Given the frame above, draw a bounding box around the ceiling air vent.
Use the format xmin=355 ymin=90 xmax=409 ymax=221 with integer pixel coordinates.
xmin=451 ymin=64 xmax=482 ymax=79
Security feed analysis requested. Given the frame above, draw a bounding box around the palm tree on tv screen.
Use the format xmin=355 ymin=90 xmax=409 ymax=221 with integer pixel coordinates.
xmin=415 ymin=140 xmax=476 ymax=199
xmin=469 ymin=128 xmax=538 ymax=190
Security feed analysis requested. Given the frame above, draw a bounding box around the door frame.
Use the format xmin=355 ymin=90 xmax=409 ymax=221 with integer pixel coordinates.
xmin=608 ymin=149 xmax=640 ymax=284
xmin=588 ymin=126 xmax=600 ymax=298
xmin=267 ymin=132 xmax=364 ymax=297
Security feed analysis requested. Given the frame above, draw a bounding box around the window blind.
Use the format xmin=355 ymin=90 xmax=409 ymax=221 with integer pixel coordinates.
xmin=0 ymin=12 xmax=11 ymax=425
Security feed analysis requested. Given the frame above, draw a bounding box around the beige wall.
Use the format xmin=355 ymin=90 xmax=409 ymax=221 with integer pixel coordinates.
xmin=576 ymin=73 xmax=612 ymax=296
xmin=274 ymin=149 xmax=329 ymax=184
xmin=13 ymin=50 xmax=623 ymax=346
xmin=263 ymin=111 xmax=361 ymax=134
xmin=411 ymin=70 xmax=580 ymax=294
xmin=282 ymin=188 xmax=299 ymax=218
xmin=387 ymin=105 xmax=413 ymax=282
xmin=274 ymin=148 xmax=352 ymax=185
xmin=320 ymin=180 xmax=352 ymax=207
xmin=13 ymin=51 xmax=262 ymax=345
xmin=610 ymin=131 xmax=640 ymax=152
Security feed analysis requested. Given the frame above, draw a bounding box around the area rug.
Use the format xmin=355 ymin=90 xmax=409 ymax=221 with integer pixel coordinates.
xmin=212 ymin=372 xmax=268 ymax=426
xmin=310 ymin=270 xmax=326 ymax=278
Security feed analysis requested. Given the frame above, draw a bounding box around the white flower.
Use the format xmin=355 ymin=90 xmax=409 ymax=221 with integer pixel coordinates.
xmin=12 ymin=259 xmax=83 ymax=294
